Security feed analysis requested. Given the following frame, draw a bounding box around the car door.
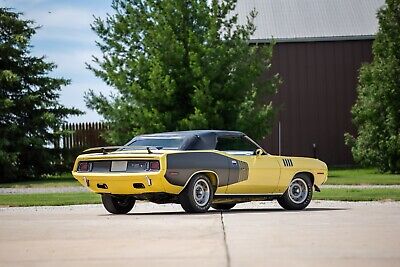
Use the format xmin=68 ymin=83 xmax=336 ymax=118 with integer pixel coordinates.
xmin=216 ymin=136 xmax=281 ymax=194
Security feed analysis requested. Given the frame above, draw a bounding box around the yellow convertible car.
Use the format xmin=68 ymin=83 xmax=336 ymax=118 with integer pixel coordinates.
xmin=72 ymin=130 xmax=328 ymax=213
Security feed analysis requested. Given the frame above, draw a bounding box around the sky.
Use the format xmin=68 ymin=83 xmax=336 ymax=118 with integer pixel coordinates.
xmin=1 ymin=0 xmax=115 ymax=122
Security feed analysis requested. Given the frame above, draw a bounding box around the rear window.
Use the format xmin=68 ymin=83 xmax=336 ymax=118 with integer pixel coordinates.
xmin=127 ymin=137 xmax=184 ymax=150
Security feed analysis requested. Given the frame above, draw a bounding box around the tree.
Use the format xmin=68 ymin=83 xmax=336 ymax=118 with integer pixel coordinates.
xmin=0 ymin=8 xmax=82 ymax=181
xmin=87 ymin=0 xmax=279 ymax=144
xmin=345 ymin=0 xmax=400 ymax=173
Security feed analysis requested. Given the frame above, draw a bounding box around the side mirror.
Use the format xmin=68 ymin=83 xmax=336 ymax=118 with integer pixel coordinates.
xmin=255 ymin=148 xmax=264 ymax=156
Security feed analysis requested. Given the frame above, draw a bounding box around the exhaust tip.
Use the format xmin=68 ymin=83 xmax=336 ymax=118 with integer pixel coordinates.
xmin=97 ymin=183 xmax=108 ymax=189
xmin=133 ymin=183 xmax=145 ymax=189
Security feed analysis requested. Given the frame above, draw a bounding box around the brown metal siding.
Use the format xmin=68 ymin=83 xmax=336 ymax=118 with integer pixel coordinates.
xmin=261 ymin=40 xmax=373 ymax=165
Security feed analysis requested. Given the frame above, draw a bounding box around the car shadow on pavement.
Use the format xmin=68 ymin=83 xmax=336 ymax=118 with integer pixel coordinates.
xmin=99 ymin=207 xmax=348 ymax=216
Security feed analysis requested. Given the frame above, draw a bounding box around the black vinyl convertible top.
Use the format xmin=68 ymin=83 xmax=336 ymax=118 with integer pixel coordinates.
xmin=127 ymin=130 xmax=246 ymax=150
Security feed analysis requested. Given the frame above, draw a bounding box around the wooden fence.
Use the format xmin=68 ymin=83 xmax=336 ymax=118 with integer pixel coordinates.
xmin=62 ymin=122 xmax=109 ymax=149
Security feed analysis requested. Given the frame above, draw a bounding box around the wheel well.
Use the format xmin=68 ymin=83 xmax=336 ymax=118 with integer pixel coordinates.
xmin=295 ymin=172 xmax=315 ymax=185
xmin=184 ymin=171 xmax=218 ymax=193
xmin=202 ymin=172 xmax=218 ymax=192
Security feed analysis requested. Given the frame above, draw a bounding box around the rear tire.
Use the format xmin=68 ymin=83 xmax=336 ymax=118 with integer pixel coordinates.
xmin=277 ymin=173 xmax=313 ymax=210
xmin=101 ymin=194 xmax=136 ymax=214
xmin=179 ymin=174 xmax=214 ymax=213
xmin=211 ymin=203 xmax=236 ymax=210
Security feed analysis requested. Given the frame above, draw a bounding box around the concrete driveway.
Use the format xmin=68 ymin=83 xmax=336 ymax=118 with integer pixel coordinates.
xmin=0 ymin=201 xmax=399 ymax=267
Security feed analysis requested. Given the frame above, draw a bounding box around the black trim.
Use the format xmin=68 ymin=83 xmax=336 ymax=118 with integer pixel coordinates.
xmin=77 ymin=160 xmax=160 ymax=173
xmin=213 ymin=194 xmax=281 ymax=202
xmin=282 ymin=158 xmax=293 ymax=167
xmin=164 ymin=152 xmax=249 ymax=186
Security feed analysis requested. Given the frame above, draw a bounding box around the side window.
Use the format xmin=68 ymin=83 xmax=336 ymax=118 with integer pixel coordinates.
xmin=216 ymin=136 xmax=258 ymax=155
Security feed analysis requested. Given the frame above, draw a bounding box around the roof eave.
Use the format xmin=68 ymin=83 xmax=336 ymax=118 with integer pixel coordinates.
xmin=249 ymin=35 xmax=376 ymax=44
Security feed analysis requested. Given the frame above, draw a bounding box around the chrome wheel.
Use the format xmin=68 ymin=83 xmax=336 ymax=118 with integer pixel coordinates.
xmin=179 ymin=174 xmax=214 ymax=213
xmin=193 ymin=178 xmax=210 ymax=206
xmin=288 ymin=178 xmax=308 ymax=204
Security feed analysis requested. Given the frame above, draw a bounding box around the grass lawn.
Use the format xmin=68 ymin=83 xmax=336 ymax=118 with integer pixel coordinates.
xmin=0 ymin=192 xmax=100 ymax=207
xmin=326 ymin=168 xmax=400 ymax=185
xmin=0 ymin=173 xmax=80 ymax=188
xmin=315 ymin=188 xmax=400 ymax=201
xmin=1 ymin=188 xmax=400 ymax=207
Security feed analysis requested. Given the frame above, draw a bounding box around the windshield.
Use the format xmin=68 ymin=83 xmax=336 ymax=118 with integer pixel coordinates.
xmin=127 ymin=137 xmax=184 ymax=150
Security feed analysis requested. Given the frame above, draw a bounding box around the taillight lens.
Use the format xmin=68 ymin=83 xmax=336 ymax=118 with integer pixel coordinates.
xmin=149 ymin=161 xmax=160 ymax=171
xmin=78 ymin=162 xmax=91 ymax=172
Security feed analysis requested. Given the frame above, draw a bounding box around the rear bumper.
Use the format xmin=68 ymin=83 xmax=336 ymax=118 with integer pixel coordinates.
xmin=72 ymin=171 xmax=170 ymax=195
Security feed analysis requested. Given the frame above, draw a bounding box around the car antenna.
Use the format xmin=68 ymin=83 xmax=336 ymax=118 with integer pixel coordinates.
xmin=146 ymin=147 xmax=152 ymax=154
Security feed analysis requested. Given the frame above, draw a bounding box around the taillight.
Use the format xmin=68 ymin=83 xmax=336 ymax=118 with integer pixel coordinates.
xmin=149 ymin=161 xmax=160 ymax=171
xmin=78 ymin=162 xmax=92 ymax=172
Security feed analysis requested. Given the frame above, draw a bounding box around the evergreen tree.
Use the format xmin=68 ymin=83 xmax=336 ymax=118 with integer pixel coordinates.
xmin=87 ymin=0 xmax=279 ymax=144
xmin=346 ymin=0 xmax=400 ymax=173
xmin=0 ymin=8 xmax=82 ymax=181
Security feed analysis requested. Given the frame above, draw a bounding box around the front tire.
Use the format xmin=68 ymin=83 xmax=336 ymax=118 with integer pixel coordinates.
xmin=211 ymin=203 xmax=236 ymax=210
xmin=179 ymin=174 xmax=214 ymax=213
xmin=277 ymin=173 xmax=313 ymax=210
xmin=101 ymin=194 xmax=136 ymax=214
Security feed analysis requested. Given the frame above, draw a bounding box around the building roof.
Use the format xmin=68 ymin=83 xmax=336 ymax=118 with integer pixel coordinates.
xmin=235 ymin=0 xmax=385 ymax=43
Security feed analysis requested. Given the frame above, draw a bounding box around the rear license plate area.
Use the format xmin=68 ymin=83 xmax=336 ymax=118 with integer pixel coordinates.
xmin=110 ymin=161 xmax=128 ymax=172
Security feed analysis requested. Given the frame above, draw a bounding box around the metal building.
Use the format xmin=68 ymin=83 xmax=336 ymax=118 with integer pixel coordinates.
xmin=236 ymin=0 xmax=385 ymax=165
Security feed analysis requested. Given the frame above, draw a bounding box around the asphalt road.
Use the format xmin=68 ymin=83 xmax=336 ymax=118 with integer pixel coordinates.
xmin=0 ymin=201 xmax=399 ymax=267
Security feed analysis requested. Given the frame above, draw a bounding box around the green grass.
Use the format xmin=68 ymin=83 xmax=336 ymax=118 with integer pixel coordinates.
xmin=326 ymin=168 xmax=400 ymax=185
xmin=0 ymin=173 xmax=80 ymax=188
xmin=1 ymin=188 xmax=400 ymax=207
xmin=0 ymin=192 xmax=100 ymax=207
xmin=315 ymin=188 xmax=400 ymax=201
